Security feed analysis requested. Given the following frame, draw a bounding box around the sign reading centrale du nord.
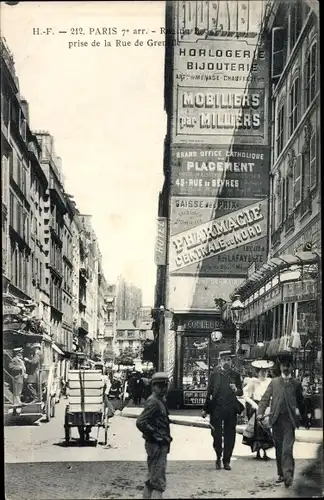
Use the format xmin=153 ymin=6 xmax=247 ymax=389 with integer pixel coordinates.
xmin=171 ymin=145 xmax=269 ymax=197
xmin=169 ymin=198 xmax=268 ymax=277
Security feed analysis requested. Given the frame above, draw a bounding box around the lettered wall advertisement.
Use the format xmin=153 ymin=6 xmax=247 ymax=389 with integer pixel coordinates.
xmin=167 ymin=0 xmax=270 ymax=311
xmin=171 ymin=0 xmax=269 ymax=146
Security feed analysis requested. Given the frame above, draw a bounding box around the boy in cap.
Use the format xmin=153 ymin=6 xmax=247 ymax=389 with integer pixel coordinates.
xmin=136 ymin=372 xmax=172 ymax=499
xmin=257 ymin=352 xmax=307 ymax=488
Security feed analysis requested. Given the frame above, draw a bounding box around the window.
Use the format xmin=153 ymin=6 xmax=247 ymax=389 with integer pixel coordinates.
xmin=309 ymin=130 xmax=317 ymax=190
xmin=277 ymin=178 xmax=283 ymax=226
xmin=289 ymin=1 xmax=302 ymax=51
xmin=293 ymin=154 xmax=302 ymax=207
xmin=285 ymin=173 xmax=293 ymax=216
xmin=289 ymin=78 xmax=300 ymax=135
xmin=271 ymin=20 xmax=288 ymax=80
xmin=305 ymin=42 xmax=317 ymax=109
xmin=276 ymin=103 xmax=285 ymax=156
xmin=1 ymin=90 xmax=10 ymax=125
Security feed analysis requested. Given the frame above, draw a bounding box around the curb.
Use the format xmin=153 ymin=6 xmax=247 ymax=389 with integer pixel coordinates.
xmin=120 ymin=412 xmax=322 ymax=444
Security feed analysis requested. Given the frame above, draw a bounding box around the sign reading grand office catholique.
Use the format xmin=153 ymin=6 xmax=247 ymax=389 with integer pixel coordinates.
xmin=171 ymin=146 xmax=269 ymax=198
xmin=170 ymin=197 xmax=268 ymax=277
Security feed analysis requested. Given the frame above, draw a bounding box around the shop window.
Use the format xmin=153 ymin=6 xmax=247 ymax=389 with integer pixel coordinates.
xmin=276 ymin=103 xmax=285 ymax=156
xmin=305 ymin=42 xmax=317 ymax=109
xmin=289 ymin=78 xmax=300 ymax=135
xmin=293 ymin=154 xmax=302 ymax=207
xmin=182 ymin=336 xmax=209 ymax=391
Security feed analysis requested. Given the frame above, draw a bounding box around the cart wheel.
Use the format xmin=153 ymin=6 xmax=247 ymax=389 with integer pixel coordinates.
xmin=50 ymin=397 xmax=55 ymax=418
xmin=64 ymin=425 xmax=71 ymax=445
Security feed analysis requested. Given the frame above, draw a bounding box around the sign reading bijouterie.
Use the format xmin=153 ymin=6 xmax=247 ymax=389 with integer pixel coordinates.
xmin=171 ymin=146 xmax=269 ymax=197
xmin=171 ymin=1 xmax=269 ymax=146
xmin=170 ymin=198 xmax=268 ymax=276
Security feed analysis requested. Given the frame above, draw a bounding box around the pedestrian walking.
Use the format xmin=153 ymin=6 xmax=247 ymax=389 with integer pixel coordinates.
xmin=136 ymin=372 xmax=172 ymax=499
xmin=257 ymin=352 xmax=307 ymax=488
xmin=102 ymin=368 xmax=115 ymax=418
xmin=202 ymin=352 xmax=244 ymax=471
xmin=243 ymin=359 xmax=274 ymax=460
xmin=9 ymin=347 xmax=27 ymax=406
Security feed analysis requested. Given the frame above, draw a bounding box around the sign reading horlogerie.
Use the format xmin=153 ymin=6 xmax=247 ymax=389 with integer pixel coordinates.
xmin=170 ymin=1 xmax=269 ymax=146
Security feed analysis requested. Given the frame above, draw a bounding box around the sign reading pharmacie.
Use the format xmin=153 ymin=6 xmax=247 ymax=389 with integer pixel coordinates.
xmin=169 ymin=197 xmax=268 ymax=277
xmin=171 ymin=145 xmax=269 ymax=197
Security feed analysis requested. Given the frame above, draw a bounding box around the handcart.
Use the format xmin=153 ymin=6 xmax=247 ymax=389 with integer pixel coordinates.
xmin=64 ymin=369 xmax=110 ymax=446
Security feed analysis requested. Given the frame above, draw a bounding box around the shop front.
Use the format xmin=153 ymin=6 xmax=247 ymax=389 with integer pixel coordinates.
xmin=234 ymin=250 xmax=322 ymax=427
xmin=166 ymin=315 xmax=236 ymax=409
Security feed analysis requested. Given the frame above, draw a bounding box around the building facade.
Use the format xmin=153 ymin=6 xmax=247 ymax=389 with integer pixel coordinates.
xmin=234 ymin=0 xmax=321 ymax=394
xmin=115 ymin=320 xmax=154 ymax=357
xmin=156 ymin=0 xmax=272 ymax=407
xmin=116 ymin=275 xmax=143 ymax=322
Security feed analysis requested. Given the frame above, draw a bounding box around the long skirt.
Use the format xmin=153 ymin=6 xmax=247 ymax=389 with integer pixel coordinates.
xmin=242 ymin=410 xmax=274 ymax=453
xmin=103 ymin=395 xmax=115 ymax=418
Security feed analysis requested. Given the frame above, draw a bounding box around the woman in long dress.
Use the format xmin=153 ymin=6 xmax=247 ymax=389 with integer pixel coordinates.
xmin=243 ymin=359 xmax=274 ymax=460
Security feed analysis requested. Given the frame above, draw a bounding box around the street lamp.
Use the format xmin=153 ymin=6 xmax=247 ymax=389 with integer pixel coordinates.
xmin=230 ymin=294 xmax=244 ymax=357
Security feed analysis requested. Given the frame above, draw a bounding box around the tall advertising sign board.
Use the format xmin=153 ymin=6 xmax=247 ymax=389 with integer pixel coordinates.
xmin=167 ymin=0 xmax=270 ymax=312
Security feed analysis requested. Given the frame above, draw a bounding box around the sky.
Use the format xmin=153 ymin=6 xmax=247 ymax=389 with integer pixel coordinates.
xmin=1 ymin=1 xmax=166 ymax=305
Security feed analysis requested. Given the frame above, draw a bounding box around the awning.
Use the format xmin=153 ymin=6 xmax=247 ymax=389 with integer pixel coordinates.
xmin=233 ymin=250 xmax=321 ymax=300
xmin=52 ymin=343 xmax=64 ymax=355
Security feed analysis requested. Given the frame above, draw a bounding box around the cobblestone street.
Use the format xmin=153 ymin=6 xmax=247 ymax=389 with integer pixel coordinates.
xmin=5 ymin=401 xmax=319 ymax=499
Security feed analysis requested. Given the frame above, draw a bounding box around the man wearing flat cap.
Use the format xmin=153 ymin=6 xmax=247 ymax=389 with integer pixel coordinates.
xmin=136 ymin=372 xmax=172 ymax=499
xmin=257 ymin=352 xmax=307 ymax=488
xmin=9 ymin=347 xmax=27 ymax=405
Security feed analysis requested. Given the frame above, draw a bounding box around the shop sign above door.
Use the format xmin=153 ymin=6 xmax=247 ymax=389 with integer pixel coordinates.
xmin=180 ymin=318 xmax=224 ymax=331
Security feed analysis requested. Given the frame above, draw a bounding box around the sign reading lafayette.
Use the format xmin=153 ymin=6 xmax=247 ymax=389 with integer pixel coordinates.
xmin=169 ymin=198 xmax=268 ymax=276
xmin=171 ymin=146 xmax=269 ymax=197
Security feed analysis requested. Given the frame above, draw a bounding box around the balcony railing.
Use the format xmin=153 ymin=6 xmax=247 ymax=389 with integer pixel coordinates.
xmin=284 ymin=212 xmax=295 ymax=233
xmin=271 ymin=224 xmax=282 ymax=246
xmin=80 ymin=318 xmax=89 ymax=333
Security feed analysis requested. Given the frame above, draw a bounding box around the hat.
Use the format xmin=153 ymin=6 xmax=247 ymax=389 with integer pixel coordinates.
xmin=13 ymin=347 xmax=23 ymax=353
xmin=219 ymin=351 xmax=234 ymax=359
xmin=31 ymin=342 xmax=41 ymax=349
xmin=151 ymin=372 xmax=169 ymax=384
xmin=251 ymin=360 xmax=274 ymax=369
xmin=278 ymin=352 xmax=293 ymax=364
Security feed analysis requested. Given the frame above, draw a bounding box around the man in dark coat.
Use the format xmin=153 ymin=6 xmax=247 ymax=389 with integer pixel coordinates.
xmin=202 ymin=353 xmax=243 ymax=471
xmin=257 ymin=352 xmax=307 ymax=488
xmin=136 ymin=372 xmax=172 ymax=499
xmin=24 ymin=342 xmax=42 ymax=402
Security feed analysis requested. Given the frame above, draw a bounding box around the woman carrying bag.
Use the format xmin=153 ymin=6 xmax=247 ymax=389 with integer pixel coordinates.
xmin=243 ymin=359 xmax=274 ymax=460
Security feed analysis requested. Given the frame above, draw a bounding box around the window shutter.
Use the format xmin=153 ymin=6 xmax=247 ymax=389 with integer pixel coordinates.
xmin=272 ymin=27 xmax=285 ymax=80
xmin=277 ymin=180 xmax=282 ymax=226
xmin=293 ymin=154 xmax=302 ymax=207
xmin=309 ymin=132 xmax=317 ymax=190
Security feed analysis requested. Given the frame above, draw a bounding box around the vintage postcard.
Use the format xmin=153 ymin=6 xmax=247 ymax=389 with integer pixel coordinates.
xmin=2 ymin=1 xmax=322 ymax=499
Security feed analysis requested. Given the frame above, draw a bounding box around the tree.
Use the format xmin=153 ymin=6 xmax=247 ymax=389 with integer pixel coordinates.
xmin=102 ymin=348 xmax=115 ymax=363
xmin=115 ymin=347 xmax=139 ymax=367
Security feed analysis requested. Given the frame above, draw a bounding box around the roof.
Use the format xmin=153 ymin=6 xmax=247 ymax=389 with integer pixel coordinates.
xmin=233 ymin=250 xmax=321 ymax=300
xmin=117 ymin=320 xmax=136 ymax=331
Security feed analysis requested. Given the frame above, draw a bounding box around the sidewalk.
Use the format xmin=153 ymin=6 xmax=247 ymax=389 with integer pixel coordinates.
xmin=120 ymin=406 xmax=322 ymax=444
